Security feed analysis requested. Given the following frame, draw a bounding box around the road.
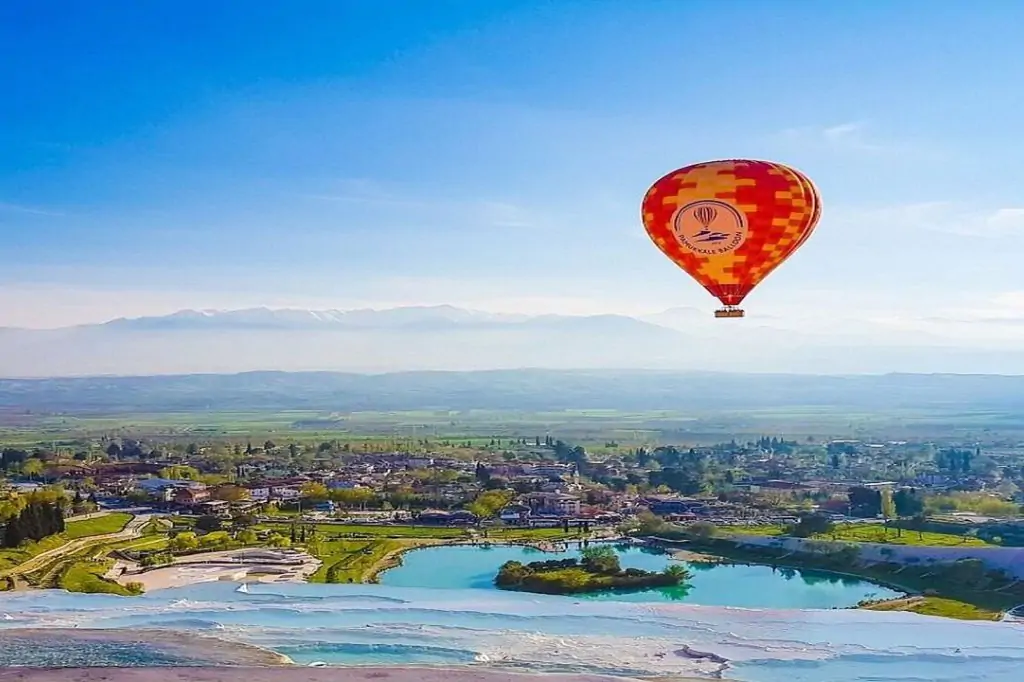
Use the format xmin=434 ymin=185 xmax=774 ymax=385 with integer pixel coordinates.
xmin=0 ymin=514 xmax=152 ymax=583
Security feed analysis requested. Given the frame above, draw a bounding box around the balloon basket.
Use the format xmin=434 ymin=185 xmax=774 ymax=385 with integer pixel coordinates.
xmin=714 ymin=307 xmax=745 ymax=319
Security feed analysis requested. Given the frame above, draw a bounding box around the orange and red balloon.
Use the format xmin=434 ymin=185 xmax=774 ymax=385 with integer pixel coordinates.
xmin=641 ymin=159 xmax=821 ymax=318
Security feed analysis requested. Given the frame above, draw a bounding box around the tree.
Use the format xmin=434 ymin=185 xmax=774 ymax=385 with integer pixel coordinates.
xmin=465 ymin=489 xmax=514 ymax=520
xmin=893 ymin=488 xmax=924 ymax=518
xmin=22 ymin=459 xmax=44 ymax=480
xmin=301 ymin=482 xmax=329 ymax=503
xmin=634 ymin=510 xmax=666 ymax=535
xmin=212 ymin=485 xmax=249 ymax=502
xmin=160 ymin=465 xmax=200 ymax=481
xmin=847 ymin=486 xmax=882 ymax=517
xmin=880 ymin=489 xmax=897 ymax=536
xmin=267 ymin=533 xmax=291 ymax=548
xmin=909 ymin=513 xmax=928 ymax=541
xmin=330 ymin=487 xmax=367 ymax=508
xmin=790 ymin=513 xmax=834 ymax=538
xmin=169 ymin=532 xmax=198 ymax=553
xmin=580 ymin=545 xmax=619 ymax=574
xmin=686 ymin=521 xmax=718 ymax=541
xmin=195 ymin=515 xmax=223 ymax=532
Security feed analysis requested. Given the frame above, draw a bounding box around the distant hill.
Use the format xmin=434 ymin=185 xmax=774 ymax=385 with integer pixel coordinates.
xmin=3 ymin=369 xmax=1024 ymax=414
xmin=1 ymin=305 xmax=1023 ymax=377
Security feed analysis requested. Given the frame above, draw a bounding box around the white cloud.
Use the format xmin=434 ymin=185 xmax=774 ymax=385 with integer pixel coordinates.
xmin=773 ymin=120 xmax=886 ymax=153
xmin=0 ymin=201 xmax=66 ymax=217
xmin=830 ymin=201 xmax=1024 ymax=238
xmin=301 ymin=180 xmax=540 ymax=229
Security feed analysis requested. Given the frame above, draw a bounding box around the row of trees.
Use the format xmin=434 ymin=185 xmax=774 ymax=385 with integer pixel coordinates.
xmin=847 ymin=486 xmax=925 ymax=518
xmin=1 ymin=502 xmax=65 ymax=548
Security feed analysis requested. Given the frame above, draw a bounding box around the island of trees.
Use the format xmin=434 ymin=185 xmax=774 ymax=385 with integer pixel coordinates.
xmin=494 ymin=545 xmax=691 ymax=595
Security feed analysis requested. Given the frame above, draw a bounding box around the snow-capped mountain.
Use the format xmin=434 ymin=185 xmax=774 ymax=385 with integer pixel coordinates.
xmin=0 ymin=305 xmax=1022 ymax=377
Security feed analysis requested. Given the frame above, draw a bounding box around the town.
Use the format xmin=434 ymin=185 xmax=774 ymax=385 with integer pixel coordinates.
xmin=3 ymin=432 xmax=1023 ymax=562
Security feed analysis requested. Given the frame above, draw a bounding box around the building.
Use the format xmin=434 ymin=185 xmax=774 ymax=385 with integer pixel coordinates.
xmin=526 ymin=492 xmax=581 ymax=516
xmin=499 ymin=504 xmax=531 ymax=524
xmin=270 ymin=486 xmax=301 ymax=500
xmin=642 ymin=496 xmax=705 ymax=516
xmin=195 ymin=499 xmax=231 ymax=516
xmin=173 ymin=486 xmax=211 ymax=505
xmin=527 ymin=464 xmax=574 ymax=479
xmin=246 ymin=486 xmax=271 ymax=502
xmin=417 ymin=509 xmax=478 ymax=526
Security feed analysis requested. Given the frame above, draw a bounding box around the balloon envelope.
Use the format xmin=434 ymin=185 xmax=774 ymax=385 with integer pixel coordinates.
xmin=641 ymin=159 xmax=821 ymax=314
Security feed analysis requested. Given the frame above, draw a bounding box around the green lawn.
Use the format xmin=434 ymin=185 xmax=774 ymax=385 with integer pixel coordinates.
xmin=58 ymin=559 xmax=139 ymax=596
xmin=308 ymin=538 xmax=406 ymax=583
xmin=723 ymin=523 xmax=988 ymax=547
xmin=264 ymin=522 xmax=583 ymax=542
xmin=0 ymin=534 xmax=68 ymax=573
xmin=825 ymin=524 xmax=988 ymax=547
xmin=64 ymin=513 xmax=133 ymax=539
xmin=263 ymin=522 xmax=466 ymax=539
xmin=862 ymin=596 xmax=1000 ymax=621
xmin=721 ymin=525 xmax=785 ymax=537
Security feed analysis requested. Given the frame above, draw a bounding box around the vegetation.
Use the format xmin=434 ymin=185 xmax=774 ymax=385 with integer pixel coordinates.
xmin=1 ymin=502 xmax=65 ymax=547
xmin=64 ymin=513 xmax=132 ymax=539
xmin=495 ymin=545 xmax=691 ymax=595
xmin=58 ymin=559 xmax=143 ymax=596
xmin=860 ymin=596 xmax=1000 ymax=621
xmin=720 ymin=521 xmax=989 ymax=547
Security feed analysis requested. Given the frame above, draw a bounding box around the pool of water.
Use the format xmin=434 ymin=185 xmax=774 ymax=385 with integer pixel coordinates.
xmin=378 ymin=544 xmax=903 ymax=608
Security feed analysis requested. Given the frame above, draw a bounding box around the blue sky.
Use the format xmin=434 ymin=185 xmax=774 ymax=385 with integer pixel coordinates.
xmin=2 ymin=0 xmax=1024 ymax=339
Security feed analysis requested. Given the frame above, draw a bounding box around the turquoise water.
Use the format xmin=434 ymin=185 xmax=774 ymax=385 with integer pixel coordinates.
xmin=379 ymin=544 xmax=902 ymax=609
xmin=2 ymin=582 xmax=1022 ymax=681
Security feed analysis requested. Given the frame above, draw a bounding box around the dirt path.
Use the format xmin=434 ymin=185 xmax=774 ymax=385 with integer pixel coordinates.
xmin=0 ymin=515 xmax=150 ymax=583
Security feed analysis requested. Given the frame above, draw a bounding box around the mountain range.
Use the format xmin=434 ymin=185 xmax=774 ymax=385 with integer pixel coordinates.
xmin=0 ymin=305 xmax=1020 ymax=377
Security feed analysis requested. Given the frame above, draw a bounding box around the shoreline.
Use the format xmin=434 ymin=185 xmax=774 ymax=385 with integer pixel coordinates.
xmin=361 ymin=535 xmax=610 ymax=584
xmin=655 ymin=539 xmax=921 ymax=598
xmin=0 ymin=629 xmax=292 ymax=667
xmin=0 ymin=667 xmax=726 ymax=682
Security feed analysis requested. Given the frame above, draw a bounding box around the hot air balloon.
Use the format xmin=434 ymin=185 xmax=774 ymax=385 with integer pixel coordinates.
xmin=641 ymin=159 xmax=821 ymax=318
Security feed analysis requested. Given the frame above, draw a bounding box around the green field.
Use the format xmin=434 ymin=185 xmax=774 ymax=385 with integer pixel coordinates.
xmin=0 ymin=533 xmax=68 ymax=573
xmin=309 ymin=538 xmax=406 ymax=583
xmin=262 ymin=522 xmax=573 ymax=541
xmin=8 ymin=402 xmax=1024 ymax=448
xmin=64 ymin=513 xmax=133 ymax=539
xmin=862 ymin=596 xmax=1000 ymax=621
xmin=723 ymin=523 xmax=989 ymax=547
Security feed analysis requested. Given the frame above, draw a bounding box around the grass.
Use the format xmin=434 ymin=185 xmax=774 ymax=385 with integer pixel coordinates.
xmin=263 ymin=522 xmax=581 ymax=541
xmin=64 ymin=513 xmax=133 ymax=539
xmin=309 ymin=538 xmax=407 ymax=584
xmin=0 ymin=534 xmax=69 ymax=573
xmin=58 ymin=559 xmax=137 ymax=595
xmin=723 ymin=523 xmax=989 ymax=547
xmin=0 ymin=513 xmax=135 ymax=576
xmin=263 ymin=522 xmax=466 ymax=539
xmin=11 ymin=405 xmax=1012 ymax=448
xmin=826 ymin=524 xmax=988 ymax=547
xmin=862 ymin=596 xmax=1001 ymax=621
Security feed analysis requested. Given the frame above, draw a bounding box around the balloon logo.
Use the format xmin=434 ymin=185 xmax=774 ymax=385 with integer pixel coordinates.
xmin=693 ymin=205 xmax=717 ymax=227
xmin=641 ymin=159 xmax=821 ymax=318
